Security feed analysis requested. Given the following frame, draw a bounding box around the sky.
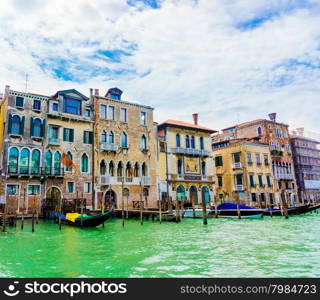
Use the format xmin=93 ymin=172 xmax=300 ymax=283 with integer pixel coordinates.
xmin=0 ymin=0 xmax=320 ymax=132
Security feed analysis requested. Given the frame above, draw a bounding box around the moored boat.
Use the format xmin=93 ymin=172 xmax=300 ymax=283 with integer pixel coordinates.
xmin=263 ymin=204 xmax=310 ymax=216
xmin=211 ymin=203 xmax=263 ymax=219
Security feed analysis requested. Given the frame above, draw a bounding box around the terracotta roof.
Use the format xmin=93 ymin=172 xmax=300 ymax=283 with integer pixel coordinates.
xmin=158 ymin=119 xmax=217 ymax=133
xmin=222 ymin=118 xmax=288 ymax=131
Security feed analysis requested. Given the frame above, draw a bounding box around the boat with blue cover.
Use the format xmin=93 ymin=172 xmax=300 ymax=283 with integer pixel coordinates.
xmin=210 ymin=202 xmax=263 ymax=219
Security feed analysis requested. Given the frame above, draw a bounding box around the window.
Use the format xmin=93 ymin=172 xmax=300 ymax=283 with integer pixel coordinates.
xmin=101 ymin=130 xmax=107 ymax=143
xmin=177 ymin=159 xmax=182 ymax=176
xmin=255 ymin=153 xmax=261 ymax=165
xmin=109 ymin=93 xmax=120 ymax=100
xmin=249 ymin=175 xmax=255 ymax=187
xmin=20 ymin=148 xmax=30 ymax=174
xmin=251 ymin=193 xmax=257 ymax=202
xmin=264 ymin=153 xmax=269 ymax=165
xmin=218 ymin=176 xmax=223 ymax=187
xmin=201 ymin=161 xmax=206 ymax=176
xmin=15 ymin=96 xmax=24 ymax=108
xmin=191 ymin=136 xmax=195 ymax=149
xmin=8 ymin=147 xmax=19 ymax=173
xmin=285 ymin=144 xmax=291 ymax=153
xmin=83 ymin=131 xmax=93 ymax=144
xmin=258 ymin=175 xmax=263 ymax=187
xmin=159 ymin=141 xmax=166 ymax=152
xmin=200 ymin=137 xmax=204 ymax=150
xmin=66 ymin=152 xmax=73 ymax=172
xmin=215 ymin=156 xmax=223 ymax=167
xmin=176 ymin=134 xmax=181 ymax=147
xmin=45 ymin=151 xmax=52 ymax=174
xmin=32 ymin=118 xmax=42 ymax=137
xmin=235 ymin=174 xmax=243 ymax=185
xmin=33 ymin=100 xmax=41 ymax=110
xmin=107 ymin=106 xmax=115 ymax=120
xmin=141 ymin=135 xmax=147 ymax=150
xmin=63 ymin=98 xmax=81 ymax=115
xmin=67 ymin=182 xmax=75 ymax=193
xmin=121 ymin=132 xmax=128 ymax=148
xmin=186 ymin=135 xmax=190 ymax=148
xmin=120 ymin=108 xmax=127 ymax=123
xmin=140 ymin=111 xmax=147 ymax=125
xmin=275 ymin=128 xmax=282 ymax=138
xmin=108 ymin=131 xmax=114 ymax=143
xmin=257 ymin=127 xmax=262 ymax=136
xmin=247 ymin=152 xmax=252 ymax=164
xmin=81 ymin=154 xmax=89 ymax=173
xmin=54 ymin=152 xmax=61 ymax=175
xmin=28 ymin=185 xmax=40 ymax=195
xmin=48 ymin=126 xmax=59 ymax=143
xmin=85 ymin=109 xmax=91 ymax=117
xmin=233 ymin=152 xmax=241 ymax=163
xmin=100 ymin=104 xmax=107 ymax=119
xmin=84 ymin=182 xmax=91 ymax=193
xmin=11 ymin=115 xmax=22 ymax=135
xmin=31 ymin=149 xmax=40 ymax=174
xmin=52 ymin=103 xmax=58 ymax=111
xmin=63 ymin=128 xmax=74 ymax=142
xmin=7 ymin=184 xmax=19 ymax=195
xmin=266 ymin=175 xmax=272 ymax=187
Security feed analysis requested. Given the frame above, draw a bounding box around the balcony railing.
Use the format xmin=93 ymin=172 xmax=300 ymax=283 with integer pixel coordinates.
xmin=98 ymin=175 xmax=150 ymax=186
xmin=48 ymin=137 xmax=60 ymax=146
xmin=100 ymin=143 xmax=118 ymax=152
xmin=232 ymin=162 xmax=243 ymax=169
xmin=274 ymin=173 xmax=294 ymax=180
xmin=141 ymin=176 xmax=151 ymax=185
xmin=7 ymin=166 xmax=64 ymax=177
xmin=234 ymin=184 xmax=245 ymax=191
xmin=171 ymin=147 xmax=210 ymax=156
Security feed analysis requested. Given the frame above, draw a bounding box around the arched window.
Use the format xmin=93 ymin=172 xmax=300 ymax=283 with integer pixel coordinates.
xmin=45 ymin=151 xmax=52 ymax=174
xmin=12 ymin=115 xmax=21 ymax=135
xmin=100 ymin=160 xmax=107 ymax=175
xmin=123 ymin=188 xmax=130 ymax=197
xmin=117 ymin=162 xmax=123 ymax=177
xmin=201 ymin=161 xmax=206 ymax=176
xmin=33 ymin=119 xmax=42 ymax=137
xmin=191 ymin=136 xmax=195 ymax=149
xmin=8 ymin=147 xmax=19 ymax=173
xmin=81 ymin=153 xmax=89 ymax=173
xmin=108 ymin=131 xmax=114 ymax=144
xmin=101 ymin=130 xmax=107 ymax=143
xmin=176 ymin=134 xmax=181 ymax=147
xmin=134 ymin=162 xmax=139 ymax=177
xmin=66 ymin=151 xmax=73 ymax=172
xmin=126 ymin=162 xmax=133 ymax=178
xmin=142 ymin=162 xmax=147 ymax=176
xmin=121 ymin=132 xmax=128 ymax=148
xmin=177 ymin=159 xmax=182 ymax=176
xmin=200 ymin=137 xmax=204 ymax=150
xmin=186 ymin=135 xmax=190 ymax=148
xmin=257 ymin=127 xmax=262 ymax=136
xmin=109 ymin=161 xmax=114 ymax=176
xmin=20 ymin=148 xmax=30 ymax=174
xmin=31 ymin=149 xmax=40 ymax=174
xmin=177 ymin=185 xmax=186 ymax=201
xmin=141 ymin=135 xmax=147 ymax=150
xmin=54 ymin=152 xmax=61 ymax=175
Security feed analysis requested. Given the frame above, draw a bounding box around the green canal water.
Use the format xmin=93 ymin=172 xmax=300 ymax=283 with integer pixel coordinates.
xmin=0 ymin=214 xmax=320 ymax=278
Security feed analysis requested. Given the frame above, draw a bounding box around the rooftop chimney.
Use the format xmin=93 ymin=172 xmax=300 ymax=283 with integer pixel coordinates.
xmin=192 ymin=113 xmax=198 ymax=125
xmin=94 ymin=89 xmax=99 ymax=96
xmin=296 ymin=127 xmax=304 ymax=136
xmin=5 ymin=85 xmax=10 ymax=95
xmin=268 ymin=113 xmax=276 ymax=122
xmin=89 ymin=88 xmax=93 ymax=98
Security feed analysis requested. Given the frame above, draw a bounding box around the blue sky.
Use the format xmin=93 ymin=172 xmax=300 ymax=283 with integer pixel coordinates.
xmin=0 ymin=0 xmax=320 ymax=132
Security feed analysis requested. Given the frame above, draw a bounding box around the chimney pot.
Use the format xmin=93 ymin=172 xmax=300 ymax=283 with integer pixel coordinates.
xmin=89 ymin=88 xmax=93 ymax=97
xmin=268 ymin=113 xmax=276 ymax=122
xmin=192 ymin=113 xmax=199 ymax=125
xmin=94 ymin=89 xmax=99 ymax=96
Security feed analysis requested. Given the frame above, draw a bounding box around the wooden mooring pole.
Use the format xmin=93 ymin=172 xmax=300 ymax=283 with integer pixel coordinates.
xmin=140 ymin=181 xmax=143 ymax=225
xmin=201 ymin=197 xmax=208 ymax=225
xmin=158 ymin=199 xmax=162 ymax=224
xmin=121 ymin=178 xmax=125 ymax=227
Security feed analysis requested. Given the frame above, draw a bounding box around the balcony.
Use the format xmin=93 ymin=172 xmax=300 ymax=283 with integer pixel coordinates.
xmin=141 ymin=176 xmax=151 ymax=185
xmin=234 ymin=184 xmax=245 ymax=191
xmin=171 ymin=147 xmax=210 ymax=157
xmin=7 ymin=166 xmax=64 ymax=177
xmin=98 ymin=176 xmax=150 ymax=186
xmin=232 ymin=162 xmax=243 ymax=169
xmin=274 ymin=173 xmax=294 ymax=180
xmin=100 ymin=143 xmax=118 ymax=152
xmin=42 ymin=167 xmax=65 ymax=177
xmin=48 ymin=137 xmax=60 ymax=146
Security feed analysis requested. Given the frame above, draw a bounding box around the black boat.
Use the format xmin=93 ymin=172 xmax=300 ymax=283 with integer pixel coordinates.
xmin=54 ymin=209 xmax=113 ymax=227
xmin=263 ymin=204 xmax=311 ymax=216
xmin=209 ymin=203 xmax=263 ymax=219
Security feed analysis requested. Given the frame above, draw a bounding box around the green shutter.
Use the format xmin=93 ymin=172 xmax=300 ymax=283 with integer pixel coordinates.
xmin=63 ymin=128 xmax=67 ymax=141
xmin=7 ymin=113 xmax=12 ymax=134
xmin=89 ymin=131 xmax=93 ymax=144
xmin=83 ymin=131 xmax=86 ymax=143
xmin=70 ymin=129 xmax=74 ymax=142
xmin=30 ymin=117 xmax=34 ymax=137
xmin=20 ymin=116 xmax=25 ymax=135
xmin=41 ymin=120 xmax=46 ymax=137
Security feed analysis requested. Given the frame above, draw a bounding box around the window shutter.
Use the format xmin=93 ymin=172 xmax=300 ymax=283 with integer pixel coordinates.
xmin=41 ymin=120 xmax=46 ymax=137
xmin=20 ymin=116 xmax=25 ymax=135
xmin=83 ymin=131 xmax=86 ymax=144
xmin=70 ymin=129 xmax=74 ymax=142
xmin=89 ymin=132 xmax=93 ymax=144
xmin=7 ymin=113 xmax=12 ymax=134
xmin=63 ymin=128 xmax=66 ymax=141
xmin=30 ymin=117 xmax=34 ymax=137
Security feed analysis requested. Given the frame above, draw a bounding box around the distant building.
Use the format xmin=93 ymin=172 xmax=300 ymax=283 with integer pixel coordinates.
xmin=157 ymin=115 xmax=216 ymax=207
xmin=212 ymin=138 xmax=274 ymax=207
xmin=290 ymin=128 xmax=320 ymax=203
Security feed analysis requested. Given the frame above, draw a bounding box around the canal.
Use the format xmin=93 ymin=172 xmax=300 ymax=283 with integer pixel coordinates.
xmin=0 ymin=214 xmax=320 ymax=277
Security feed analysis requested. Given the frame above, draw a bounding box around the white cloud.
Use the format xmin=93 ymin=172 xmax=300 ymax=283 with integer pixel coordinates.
xmin=0 ymin=0 xmax=319 ymax=132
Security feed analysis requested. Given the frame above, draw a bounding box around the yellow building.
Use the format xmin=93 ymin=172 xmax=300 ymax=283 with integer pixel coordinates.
xmin=157 ymin=116 xmax=216 ymax=207
xmin=212 ymin=138 xmax=275 ymax=207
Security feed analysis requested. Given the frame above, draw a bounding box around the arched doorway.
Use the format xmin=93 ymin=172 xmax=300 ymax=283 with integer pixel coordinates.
xmin=43 ymin=186 xmax=61 ymax=214
xmin=190 ymin=186 xmax=198 ymax=205
xmin=201 ymin=186 xmax=210 ymax=204
xmin=176 ymin=185 xmax=186 ymax=201
xmin=105 ymin=190 xmax=117 ymax=209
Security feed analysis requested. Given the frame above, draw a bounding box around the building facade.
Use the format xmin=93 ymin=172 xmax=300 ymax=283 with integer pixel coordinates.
xmin=212 ymin=138 xmax=274 ymax=207
xmin=217 ymin=114 xmax=299 ymax=206
xmin=157 ymin=116 xmax=216 ymax=207
xmin=93 ymin=88 xmax=157 ymax=210
xmin=290 ymin=129 xmax=320 ymax=203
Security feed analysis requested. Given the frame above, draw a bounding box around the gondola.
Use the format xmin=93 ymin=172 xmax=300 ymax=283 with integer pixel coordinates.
xmin=210 ymin=203 xmax=263 ymax=219
xmin=263 ymin=204 xmax=311 ymax=216
xmin=54 ymin=209 xmax=113 ymax=227
xmin=304 ymin=204 xmax=320 ymax=213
